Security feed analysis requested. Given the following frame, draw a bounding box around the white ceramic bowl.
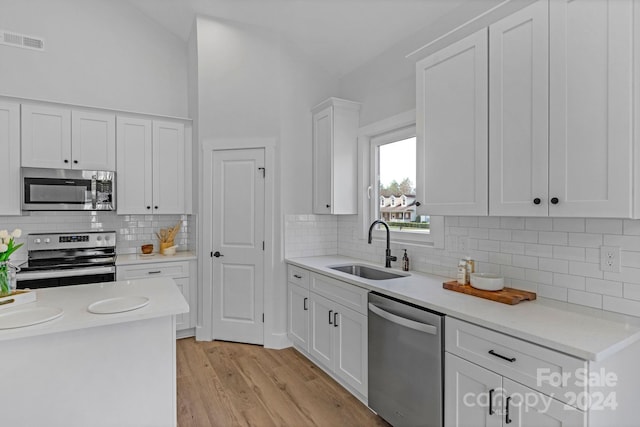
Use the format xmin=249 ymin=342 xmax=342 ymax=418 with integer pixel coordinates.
xmin=470 ymin=273 xmax=504 ymax=291
xmin=162 ymin=245 xmax=177 ymax=256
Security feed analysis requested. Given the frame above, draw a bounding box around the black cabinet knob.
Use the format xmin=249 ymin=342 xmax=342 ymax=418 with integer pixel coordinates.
xmin=73 ymin=160 xmax=78 ymax=164
xmin=154 ymin=206 xmax=158 ymax=210
xmin=533 ymin=198 xmax=541 ymax=205
xmin=64 ymin=159 xmax=69 ymax=163
xmin=326 ymin=204 xmax=331 ymax=208
xmin=146 ymin=206 xmax=151 ymax=210
xmin=415 ymin=201 xmax=421 ymax=207
xmin=550 ymin=197 xmax=559 ymax=205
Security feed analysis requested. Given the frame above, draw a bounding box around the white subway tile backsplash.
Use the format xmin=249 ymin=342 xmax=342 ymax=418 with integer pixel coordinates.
xmin=539 ymin=231 xmax=568 ymax=245
xmin=622 ymin=220 xmax=640 ymax=236
xmin=500 ymin=217 xmax=525 ymax=230
xmin=478 ymin=239 xmax=501 ymax=252
xmin=525 ymin=269 xmax=553 ymax=285
xmin=586 ymin=219 xmax=623 ymax=235
xmin=585 ymin=248 xmax=600 ymax=263
xmin=525 ymin=243 xmax=553 ymax=258
xmin=512 ymin=230 xmax=538 ymax=243
xmin=602 ymin=296 xmax=640 ymax=316
xmin=603 ymin=234 xmax=640 ymax=251
xmin=553 ymin=246 xmax=585 ymax=261
xmin=499 ymin=241 xmax=525 ymax=255
xmin=604 ymin=266 xmax=640 ymax=285
xmin=525 ymin=217 xmax=553 ymax=231
xmin=478 ymin=217 xmax=501 ymax=229
xmin=553 ymin=273 xmax=586 ymax=290
xmin=537 ymin=284 xmax=568 ymax=301
xmin=489 ymin=229 xmax=511 ymax=241
xmin=568 ymin=261 xmax=603 ymax=279
xmin=468 ymin=228 xmax=490 ymax=239
xmin=621 ymin=251 xmax=640 ymax=268
xmin=459 ymin=217 xmax=479 ymax=227
xmin=489 ymin=252 xmax=512 ymax=265
xmin=586 ymin=278 xmax=623 ymax=297
xmin=553 ymin=218 xmax=585 ymax=232
xmin=539 ymin=257 xmax=569 ymax=274
xmin=568 ymin=233 xmax=602 ymax=248
xmin=512 ymin=255 xmax=538 ymax=270
xmin=568 ymin=290 xmax=603 ymax=309
xmin=623 ymin=283 xmax=640 ymax=301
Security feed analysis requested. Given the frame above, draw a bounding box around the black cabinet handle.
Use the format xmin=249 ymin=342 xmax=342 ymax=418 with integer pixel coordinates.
xmin=505 ymin=396 xmax=512 ymax=424
xmin=489 ymin=389 xmax=495 ymax=415
xmin=293 ymin=274 xmax=302 ymax=279
xmin=303 ymin=297 xmax=308 ymax=311
xmin=326 ymin=204 xmax=331 ymax=208
xmin=533 ymin=198 xmax=541 ymax=205
xmin=488 ymin=350 xmax=516 ymax=363
xmin=550 ymin=197 xmax=559 ymax=205
xmin=328 ymin=310 xmax=333 ymax=325
xmin=334 ymin=312 xmax=338 ymax=327
xmin=148 ymin=270 xmax=162 ymax=275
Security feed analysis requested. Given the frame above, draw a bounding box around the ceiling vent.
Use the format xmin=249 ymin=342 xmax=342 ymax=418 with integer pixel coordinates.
xmin=1 ymin=30 xmax=44 ymax=51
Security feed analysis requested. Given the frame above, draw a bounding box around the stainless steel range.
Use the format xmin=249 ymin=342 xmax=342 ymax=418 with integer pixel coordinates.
xmin=16 ymin=231 xmax=116 ymax=289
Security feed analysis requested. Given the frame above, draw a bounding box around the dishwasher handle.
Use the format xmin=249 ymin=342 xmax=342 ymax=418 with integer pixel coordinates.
xmin=368 ymin=303 xmax=438 ymax=335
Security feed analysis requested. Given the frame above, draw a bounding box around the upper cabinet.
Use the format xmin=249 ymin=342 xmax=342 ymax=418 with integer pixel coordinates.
xmin=0 ymin=101 xmax=21 ymax=216
xmin=116 ymin=116 xmax=187 ymax=215
xmin=312 ymin=98 xmax=361 ymax=215
xmin=416 ymin=29 xmax=489 ymax=216
xmin=419 ymin=0 xmax=636 ymax=218
xmin=21 ymin=104 xmax=115 ymax=171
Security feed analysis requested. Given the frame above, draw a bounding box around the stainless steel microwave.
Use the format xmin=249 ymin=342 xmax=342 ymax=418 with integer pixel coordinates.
xmin=22 ymin=167 xmax=115 ymax=211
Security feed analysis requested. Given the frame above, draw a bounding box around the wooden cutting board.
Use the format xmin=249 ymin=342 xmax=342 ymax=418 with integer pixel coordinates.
xmin=443 ymin=281 xmax=536 ymax=305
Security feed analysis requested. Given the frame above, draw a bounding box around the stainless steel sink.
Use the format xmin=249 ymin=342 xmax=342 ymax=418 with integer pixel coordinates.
xmin=329 ymin=264 xmax=408 ymax=280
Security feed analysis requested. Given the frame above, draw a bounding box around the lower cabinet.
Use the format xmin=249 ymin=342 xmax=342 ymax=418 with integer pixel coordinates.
xmin=117 ymin=260 xmax=194 ymax=333
xmin=286 ymin=264 xmax=368 ymax=401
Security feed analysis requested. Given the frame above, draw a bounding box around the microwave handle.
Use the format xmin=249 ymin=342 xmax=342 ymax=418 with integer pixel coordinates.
xmin=91 ymin=175 xmax=97 ymax=209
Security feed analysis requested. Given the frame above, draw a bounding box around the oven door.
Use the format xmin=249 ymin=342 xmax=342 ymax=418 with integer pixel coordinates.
xmin=16 ymin=266 xmax=116 ymax=289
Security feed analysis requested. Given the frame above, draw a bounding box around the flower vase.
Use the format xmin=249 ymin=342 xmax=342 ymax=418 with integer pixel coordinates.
xmin=0 ymin=262 xmax=17 ymax=296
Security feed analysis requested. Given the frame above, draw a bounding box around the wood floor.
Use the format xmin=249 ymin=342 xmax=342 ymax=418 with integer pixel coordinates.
xmin=177 ymin=338 xmax=390 ymax=427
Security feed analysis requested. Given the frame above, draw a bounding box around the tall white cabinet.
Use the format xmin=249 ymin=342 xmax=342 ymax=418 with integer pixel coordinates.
xmin=116 ymin=116 xmax=188 ymax=215
xmin=0 ymin=101 xmax=21 ymax=215
xmin=416 ymin=29 xmax=488 ymax=216
xmin=311 ymin=98 xmax=361 ymax=215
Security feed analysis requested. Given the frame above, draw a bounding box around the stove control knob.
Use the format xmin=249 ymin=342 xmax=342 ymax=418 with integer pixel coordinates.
xmin=97 ymin=236 xmax=102 ymax=241
xmin=34 ymin=238 xmax=41 ymax=244
xmin=44 ymin=238 xmax=51 ymax=244
xmin=105 ymin=235 xmax=111 ymax=241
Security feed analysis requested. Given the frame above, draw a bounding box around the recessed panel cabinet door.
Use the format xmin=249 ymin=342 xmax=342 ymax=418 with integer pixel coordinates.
xmin=489 ymin=0 xmax=549 ymax=216
xmin=152 ymin=120 xmax=185 ymax=214
xmin=549 ymin=0 xmax=633 ymax=218
xmin=21 ymin=104 xmax=71 ymax=169
xmin=288 ymin=283 xmax=310 ymax=351
xmin=334 ymin=305 xmax=367 ymax=397
xmin=72 ymin=110 xmax=116 ymax=171
xmin=309 ymin=292 xmax=334 ymax=369
xmin=0 ymin=101 xmax=20 ymax=215
xmin=416 ymin=28 xmax=488 ymax=216
xmin=116 ymin=116 xmax=153 ymax=214
xmin=313 ymin=106 xmax=333 ymax=214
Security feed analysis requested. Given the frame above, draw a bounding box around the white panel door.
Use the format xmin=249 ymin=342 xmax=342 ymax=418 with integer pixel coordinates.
xmin=212 ymin=148 xmax=265 ymax=345
xmin=417 ymin=28 xmax=488 ymax=216
xmin=21 ymin=104 xmax=71 ymax=169
xmin=334 ymin=305 xmax=367 ymax=397
xmin=152 ymin=120 xmax=185 ymax=214
xmin=0 ymin=101 xmax=20 ymax=215
xmin=312 ymin=105 xmax=333 ymax=214
xmin=489 ymin=0 xmax=549 ymax=216
xmin=445 ymin=353 xmax=502 ymax=427
xmin=288 ymin=282 xmax=310 ymax=351
xmin=503 ymin=378 xmax=585 ymax=427
xmin=308 ymin=292 xmax=334 ymax=369
xmin=549 ymin=0 xmax=633 ymax=217
xmin=71 ymin=110 xmax=116 ymax=171
xmin=116 ymin=116 xmax=153 ymax=214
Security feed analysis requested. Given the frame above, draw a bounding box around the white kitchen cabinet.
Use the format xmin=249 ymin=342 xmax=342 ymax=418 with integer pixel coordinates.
xmin=489 ymin=0 xmax=633 ymax=217
xmin=416 ymin=29 xmax=488 ymax=216
xmin=116 ymin=116 xmax=187 ymax=214
xmin=311 ymin=98 xmax=361 ymax=215
xmin=0 ymin=101 xmax=21 ymax=215
xmin=21 ymin=104 xmax=115 ymax=171
xmin=489 ymin=0 xmax=549 ymax=216
xmin=116 ymin=260 xmax=193 ymax=333
xmin=287 ymin=282 xmax=310 ymax=351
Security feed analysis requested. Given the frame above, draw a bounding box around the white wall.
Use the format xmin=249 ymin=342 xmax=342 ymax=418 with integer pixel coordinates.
xmin=0 ymin=0 xmax=188 ymax=117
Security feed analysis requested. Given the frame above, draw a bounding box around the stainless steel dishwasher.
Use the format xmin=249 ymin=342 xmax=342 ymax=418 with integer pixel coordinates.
xmin=368 ymin=292 xmax=444 ymax=427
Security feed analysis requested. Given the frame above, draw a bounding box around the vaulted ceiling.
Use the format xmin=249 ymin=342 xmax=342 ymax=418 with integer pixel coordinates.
xmin=126 ymin=0 xmax=501 ymax=77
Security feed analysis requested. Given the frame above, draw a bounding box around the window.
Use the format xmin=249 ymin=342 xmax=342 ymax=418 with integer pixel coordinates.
xmin=359 ymin=110 xmax=443 ymax=248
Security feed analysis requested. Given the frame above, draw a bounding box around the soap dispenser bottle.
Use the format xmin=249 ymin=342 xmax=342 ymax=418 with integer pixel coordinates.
xmin=402 ymin=249 xmax=409 ymax=271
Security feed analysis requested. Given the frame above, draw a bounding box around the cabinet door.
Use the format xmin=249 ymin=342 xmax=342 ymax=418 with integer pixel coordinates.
xmin=72 ymin=110 xmax=116 ymax=171
xmin=503 ymin=378 xmax=585 ymax=427
xmin=549 ymin=0 xmax=633 ymax=217
xmin=174 ymin=277 xmax=190 ymax=331
xmin=152 ymin=120 xmax=185 ymax=214
xmin=312 ymin=105 xmax=333 ymax=214
xmin=445 ymin=353 xmax=502 ymax=427
xmin=489 ymin=0 xmax=549 ymax=216
xmin=288 ymin=283 xmax=310 ymax=351
xmin=116 ymin=116 xmax=153 ymax=214
xmin=334 ymin=305 xmax=367 ymax=397
xmin=21 ymin=104 xmax=71 ymax=169
xmin=416 ymin=29 xmax=488 ymax=216
xmin=0 ymin=101 xmax=21 ymax=215
xmin=308 ymin=292 xmax=334 ymax=370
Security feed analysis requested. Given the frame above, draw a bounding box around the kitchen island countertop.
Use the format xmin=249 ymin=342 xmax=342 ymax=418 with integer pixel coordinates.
xmin=287 ymin=255 xmax=640 ymax=362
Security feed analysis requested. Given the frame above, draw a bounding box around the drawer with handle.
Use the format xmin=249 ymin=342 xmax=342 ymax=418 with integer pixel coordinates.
xmin=117 ymin=261 xmax=189 ymax=280
xmin=446 ymin=317 xmax=587 ymax=407
xmin=287 ymin=265 xmax=310 ymax=288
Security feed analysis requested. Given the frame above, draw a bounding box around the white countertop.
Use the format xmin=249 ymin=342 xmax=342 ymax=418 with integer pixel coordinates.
xmin=287 ymin=255 xmax=640 ymax=362
xmin=0 ymin=277 xmax=189 ymax=342
xmin=116 ymin=250 xmax=197 ymax=265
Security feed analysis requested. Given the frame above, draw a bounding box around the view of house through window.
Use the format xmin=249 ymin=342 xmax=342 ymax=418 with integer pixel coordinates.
xmin=376 ymin=135 xmax=430 ymax=234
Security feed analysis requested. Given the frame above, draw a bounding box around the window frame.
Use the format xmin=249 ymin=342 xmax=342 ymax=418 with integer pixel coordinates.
xmin=356 ymin=110 xmax=444 ymax=248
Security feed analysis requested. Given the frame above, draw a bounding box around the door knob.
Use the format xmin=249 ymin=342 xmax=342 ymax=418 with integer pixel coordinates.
xmin=213 ymin=251 xmax=224 ymax=258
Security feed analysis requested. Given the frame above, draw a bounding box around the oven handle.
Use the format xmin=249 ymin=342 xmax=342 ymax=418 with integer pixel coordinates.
xmin=16 ymin=266 xmax=115 ymax=281
xmin=368 ymin=303 xmax=438 ymax=335
xmin=91 ymin=175 xmax=97 ymax=209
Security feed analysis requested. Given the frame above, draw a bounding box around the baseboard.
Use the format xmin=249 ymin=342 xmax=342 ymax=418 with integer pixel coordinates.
xmin=177 ymin=328 xmax=195 ymax=339
xmin=264 ymin=332 xmax=291 ymax=349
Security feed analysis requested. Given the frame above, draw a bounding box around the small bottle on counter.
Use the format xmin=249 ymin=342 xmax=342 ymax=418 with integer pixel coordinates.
xmin=402 ymin=249 xmax=410 ymax=271
xmin=465 ymin=256 xmax=475 ymax=285
xmin=457 ymin=259 xmax=468 ymax=285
